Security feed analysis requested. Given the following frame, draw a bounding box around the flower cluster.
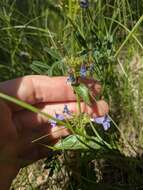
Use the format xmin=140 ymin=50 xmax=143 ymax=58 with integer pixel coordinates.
xmin=49 ymin=95 xmax=111 ymax=131
xmin=66 ymin=56 xmax=111 ymax=131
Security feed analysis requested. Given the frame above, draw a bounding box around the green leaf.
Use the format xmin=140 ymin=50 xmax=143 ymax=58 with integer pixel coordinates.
xmin=30 ymin=64 xmax=43 ymax=74
xmin=47 ymin=60 xmax=65 ymax=76
xmin=74 ymin=83 xmax=91 ymax=105
xmin=30 ymin=61 xmax=50 ymax=74
xmin=75 ymin=31 xmax=87 ymax=49
xmin=44 ymin=47 xmax=61 ymax=61
xmin=31 ymin=60 xmax=50 ymax=70
xmin=54 ymin=135 xmax=101 ymax=150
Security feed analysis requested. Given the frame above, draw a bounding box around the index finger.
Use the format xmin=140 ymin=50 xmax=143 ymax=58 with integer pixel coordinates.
xmin=0 ymin=75 xmax=101 ymax=111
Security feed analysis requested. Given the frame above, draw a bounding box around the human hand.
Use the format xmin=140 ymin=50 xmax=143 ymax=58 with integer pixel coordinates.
xmin=0 ymin=75 xmax=108 ymax=189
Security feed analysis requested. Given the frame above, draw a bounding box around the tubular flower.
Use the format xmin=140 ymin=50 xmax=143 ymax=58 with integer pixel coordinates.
xmin=94 ymin=115 xmax=111 ymax=131
xmin=49 ymin=113 xmax=65 ymax=127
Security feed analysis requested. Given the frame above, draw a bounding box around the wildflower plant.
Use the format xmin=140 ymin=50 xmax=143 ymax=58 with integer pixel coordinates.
xmin=46 ymin=49 xmax=113 ymax=151
xmin=0 ymin=0 xmax=143 ymax=188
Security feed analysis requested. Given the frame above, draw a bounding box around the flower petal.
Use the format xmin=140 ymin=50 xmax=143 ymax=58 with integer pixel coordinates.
xmin=94 ymin=116 xmax=105 ymax=124
xmin=103 ymin=122 xmax=110 ymax=131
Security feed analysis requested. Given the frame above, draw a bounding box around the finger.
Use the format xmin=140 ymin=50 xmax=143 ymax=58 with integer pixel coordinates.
xmin=0 ymin=75 xmax=101 ymax=111
xmin=14 ymin=100 xmax=109 ymax=133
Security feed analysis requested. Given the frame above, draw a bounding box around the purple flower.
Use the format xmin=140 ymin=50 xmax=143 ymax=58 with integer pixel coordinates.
xmin=94 ymin=115 xmax=111 ymax=131
xmin=55 ymin=113 xmax=65 ymax=121
xmin=63 ymin=105 xmax=71 ymax=115
xmin=79 ymin=0 xmax=89 ymax=8
xmin=80 ymin=64 xmax=86 ymax=77
xmin=49 ymin=113 xmax=65 ymax=127
xmin=49 ymin=119 xmax=57 ymax=127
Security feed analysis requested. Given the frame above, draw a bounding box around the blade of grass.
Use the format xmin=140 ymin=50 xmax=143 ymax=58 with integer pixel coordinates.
xmin=105 ymin=16 xmax=143 ymax=50
xmin=114 ymin=15 xmax=143 ymax=57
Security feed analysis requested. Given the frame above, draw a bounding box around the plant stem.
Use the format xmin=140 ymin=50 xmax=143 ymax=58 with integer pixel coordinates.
xmin=0 ymin=92 xmax=65 ymax=125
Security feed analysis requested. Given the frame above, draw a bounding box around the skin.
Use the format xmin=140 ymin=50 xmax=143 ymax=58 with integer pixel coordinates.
xmin=0 ymin=75 xmax=109 ymax=189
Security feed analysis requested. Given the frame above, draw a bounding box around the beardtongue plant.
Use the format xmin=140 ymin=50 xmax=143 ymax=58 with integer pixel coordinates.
xmin=50 ymin=55 xmax=112 ymax=151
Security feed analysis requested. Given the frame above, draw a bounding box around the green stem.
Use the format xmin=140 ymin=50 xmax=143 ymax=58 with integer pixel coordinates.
xmin=0 ymin=92 xmax=65 ymax=126
xmin=89 ymin=120 xmax=112 ymax=149
xmin=76 ymin=94 xmax=82 ymax=114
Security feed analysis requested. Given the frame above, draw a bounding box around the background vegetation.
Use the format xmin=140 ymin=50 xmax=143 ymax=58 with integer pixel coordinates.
xmin=0 ymin=0 xmax=143 ymax=189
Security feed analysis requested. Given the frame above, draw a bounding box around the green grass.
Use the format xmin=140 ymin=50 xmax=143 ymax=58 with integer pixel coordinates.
xmin=0 ymin=0 xmax=143 ymax=189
